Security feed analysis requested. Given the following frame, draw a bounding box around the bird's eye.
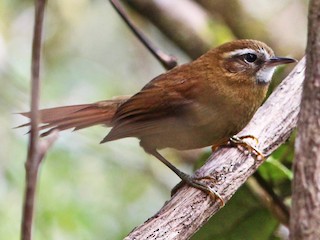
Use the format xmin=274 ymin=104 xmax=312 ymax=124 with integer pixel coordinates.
xmin=243 ymin=53 xmax=257 ymax=63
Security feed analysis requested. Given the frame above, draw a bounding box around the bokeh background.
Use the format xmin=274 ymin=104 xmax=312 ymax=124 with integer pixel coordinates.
xmin=1 ymin=0 xmax=307 ymax=239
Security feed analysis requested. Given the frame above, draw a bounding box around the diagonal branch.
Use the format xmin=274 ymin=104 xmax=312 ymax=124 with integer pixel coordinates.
xmin=124 ymin=58 xmax=305 ymax=239
xmin=124 ymin=0 xmax=215 ymax=58
xmin=109 ymin=0 xmax=178 ymax=70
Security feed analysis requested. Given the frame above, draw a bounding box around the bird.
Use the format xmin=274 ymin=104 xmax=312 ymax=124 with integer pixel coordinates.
xmin=20 ymin=39 xmax=296 ymax=204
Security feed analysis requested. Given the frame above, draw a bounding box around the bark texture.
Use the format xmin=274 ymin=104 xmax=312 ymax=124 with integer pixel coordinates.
xmin=124 ymin=59 xmax=305 ymax=240
xmin=290 ymin=0 xmax=320 ymax=239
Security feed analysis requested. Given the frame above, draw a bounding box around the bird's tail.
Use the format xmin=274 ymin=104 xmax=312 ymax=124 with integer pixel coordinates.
xmin=18 ymin=96 xmax=129 ymax=136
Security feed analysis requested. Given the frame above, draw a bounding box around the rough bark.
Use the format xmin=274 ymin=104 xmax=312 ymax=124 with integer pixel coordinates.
xmin=124 ymin=59 xmax=305 ymax=239
xmin=290 ymin=0 xmax=320 ymax=239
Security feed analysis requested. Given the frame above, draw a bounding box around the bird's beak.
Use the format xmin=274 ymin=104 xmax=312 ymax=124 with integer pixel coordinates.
xmin=266 ymin=57 xmax=297 ymax=67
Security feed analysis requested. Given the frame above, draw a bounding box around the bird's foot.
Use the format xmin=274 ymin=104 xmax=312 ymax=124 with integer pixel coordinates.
xmin=148 ymin=149 xmax=224 ymax=206
xmin=229 ymin=135 xmax=265 ymax=160
xmin=211 ymin=135 xmax=264 ymax=160
xmin=172 ymin=173 xmax=225 ymax=207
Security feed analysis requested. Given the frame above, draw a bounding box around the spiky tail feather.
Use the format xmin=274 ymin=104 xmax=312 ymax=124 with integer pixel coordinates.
xmin=19 ymin=97 xmax=128 ymax=136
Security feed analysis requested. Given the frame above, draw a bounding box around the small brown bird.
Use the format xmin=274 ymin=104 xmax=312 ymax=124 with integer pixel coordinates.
xmin=21 ymin=39 xmax=296 ymax=203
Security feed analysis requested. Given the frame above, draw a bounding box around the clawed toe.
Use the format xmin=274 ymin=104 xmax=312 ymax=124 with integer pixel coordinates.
xmin=172 ymin=175 xmax=225 ymax=207
xmin=211 ymin=135 xmax=264 ymax=160
xmin=230 ymin=135 xmax=265 ymax=160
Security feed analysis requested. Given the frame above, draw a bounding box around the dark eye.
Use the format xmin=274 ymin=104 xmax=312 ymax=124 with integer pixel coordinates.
xmin=243 ymin=53 xmax=257 ymax=63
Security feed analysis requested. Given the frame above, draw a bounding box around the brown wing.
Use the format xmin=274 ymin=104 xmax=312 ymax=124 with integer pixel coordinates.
xmin=101 ymin=67 xmax=201 ymax=143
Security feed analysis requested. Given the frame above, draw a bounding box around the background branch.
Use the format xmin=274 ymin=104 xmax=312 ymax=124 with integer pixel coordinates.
xmin=20 ymin=1 xmax=57 ymax=240
xmin=250 ymin=172 xmax=289 ymax=226
xmin=124 ymin=0 xmax=215 ymax=58
xmin=110 ymin=0 xmax=178 ymax=70
xmin=124 ymin=58 xmax=305 ymax=239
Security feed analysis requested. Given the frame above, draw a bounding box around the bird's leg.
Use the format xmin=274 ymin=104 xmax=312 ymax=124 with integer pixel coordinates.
xmin=149 ymin=149 xmax=225 ymax=206
xmin=211 ymin=138 xmax=231 ymax=152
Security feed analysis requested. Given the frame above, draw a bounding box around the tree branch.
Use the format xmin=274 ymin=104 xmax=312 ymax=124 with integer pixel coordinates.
xmin=110 ymin=0 xmax=178 ymax=70
xmin=290 ymin=0 xmax=320 ymax=238
xmin=20 ymin=1 xmax=58 ymax=240
xmin=124 ymin=58 xmax=305 ymax=239
xmin=251 ymin=172 xmax=289 ymax=226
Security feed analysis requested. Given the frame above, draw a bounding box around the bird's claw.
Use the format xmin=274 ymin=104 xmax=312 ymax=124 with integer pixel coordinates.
xmin=229 ymin=135 xmax=265 ymax=160
xmin=211 ymin=135 xmax=265 ymax=160
xmin=172 ymin=175 xmax=225 ymax=207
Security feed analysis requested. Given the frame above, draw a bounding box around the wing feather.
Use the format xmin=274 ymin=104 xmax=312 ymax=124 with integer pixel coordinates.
xmin=102 ymin=66 xmax=206 ymax=143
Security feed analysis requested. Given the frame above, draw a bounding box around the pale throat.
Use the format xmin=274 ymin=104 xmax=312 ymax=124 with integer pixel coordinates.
xmin=256 ymin=67 xmax=276 ymax=85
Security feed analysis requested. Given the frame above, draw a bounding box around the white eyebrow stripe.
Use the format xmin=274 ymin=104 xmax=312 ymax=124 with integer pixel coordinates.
xmin=227 ymin=47 xmax=272 ymax=59
xmin=228 ymin=48 xmax=257 ymax=57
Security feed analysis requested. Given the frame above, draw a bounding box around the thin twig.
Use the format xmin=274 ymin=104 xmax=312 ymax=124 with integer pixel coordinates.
xmin=124 ymin=0 xmax=214 ymax=59
xmin=109 ymin=0 xmax=177 ymax=70
xmin=20 ymin=0 xmax=57 ymax=240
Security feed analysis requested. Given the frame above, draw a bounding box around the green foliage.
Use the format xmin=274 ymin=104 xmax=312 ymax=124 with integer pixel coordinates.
xmin=258 ymin=135 xmax=295 ymax=199
xmin=193 ymin=185 xmax=279 ymax=240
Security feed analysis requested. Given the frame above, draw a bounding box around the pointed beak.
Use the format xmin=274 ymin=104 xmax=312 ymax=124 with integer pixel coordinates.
xmin=265 ymin=57 xmax=297 ymax=67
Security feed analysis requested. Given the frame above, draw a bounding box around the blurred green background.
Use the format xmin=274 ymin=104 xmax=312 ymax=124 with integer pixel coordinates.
xmin=1 ymin=0 xmax=307 ymax=239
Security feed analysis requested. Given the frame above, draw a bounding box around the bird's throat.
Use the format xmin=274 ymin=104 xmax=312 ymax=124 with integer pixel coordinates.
xmin=256 ymin=67 xmax=276 ymax=85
